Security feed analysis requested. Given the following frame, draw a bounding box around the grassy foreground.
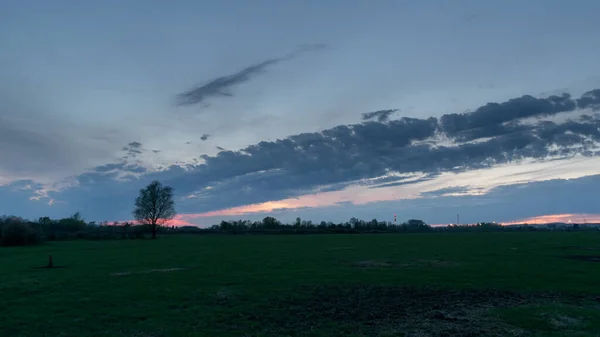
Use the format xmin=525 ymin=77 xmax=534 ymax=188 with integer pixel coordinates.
xmin=2 ymin=232 xmax=600 ymax=336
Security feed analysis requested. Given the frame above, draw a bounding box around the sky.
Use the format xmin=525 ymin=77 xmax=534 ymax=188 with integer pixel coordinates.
xmin=1 ymin=0 xmax=600 ymax=226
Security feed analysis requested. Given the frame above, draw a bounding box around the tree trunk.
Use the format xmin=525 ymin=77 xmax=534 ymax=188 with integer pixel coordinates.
xmin=151 ymin=223 xmax=157 ymax=239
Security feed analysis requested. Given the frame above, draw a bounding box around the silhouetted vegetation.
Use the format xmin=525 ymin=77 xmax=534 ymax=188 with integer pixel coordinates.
xmin=133 ymin=180 xmax=176 ymax=239
xmin=201 ymin=216 xmax=434 ymax=235
xmin=1 ymin=179 xmax=594 ymax=247
xmin=0 ymin=216 xmax=41 ymax=247
xmin=2 ymin=212 xmax=595 ymax=247
xmin=4 ymin=178 xmax=595 ymax=247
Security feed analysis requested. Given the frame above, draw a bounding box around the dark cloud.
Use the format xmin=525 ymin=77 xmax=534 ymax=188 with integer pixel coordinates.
xmin=369 ymin=175 xmax=439 ymax=189
xmin=361 ymin=109 xmax=399 ymax=122
xmin=174 ymin=44 xmax=327 ymax=107
xmin=94 ymin=163 xmax=126 ymax=172
xmin=216 ymin=146 xmax=226 ymax=151
xmin=577 ymin=89 xmax=600 ymax=110
xmin=201 ymin=134 xmax=210 ymax=141
xmin=0 ymin=113 xmax=106 ymax=177
xmin=12 ymin=88 xmax=600 ymax=221
xmin=76 ymin=163 xmax=147 ymax=185
xmin=121 ymin=141 xmax=145 ymax=159
xmin=128 ymin=141 xmax=142 ymax=148
xmin=420 ymin=186 xmax=471 ymax=197
xmin=440 ymin=93 xmax=577 ymax=141
xmin=156 ymin=89 xmax=600 ymax=211
xmin=283 ymin=174 xmax=600 ymax=226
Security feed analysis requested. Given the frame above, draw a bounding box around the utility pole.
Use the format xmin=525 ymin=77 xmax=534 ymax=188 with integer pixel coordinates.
xmin=457 ymin=214 xmax=460 ymax=226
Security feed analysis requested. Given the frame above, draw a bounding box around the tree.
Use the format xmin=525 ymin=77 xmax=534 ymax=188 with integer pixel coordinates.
xmin=133 ymin=180 xmax=176 ymax=239
xmin=262 ymin=216 xmax=280 ymax=229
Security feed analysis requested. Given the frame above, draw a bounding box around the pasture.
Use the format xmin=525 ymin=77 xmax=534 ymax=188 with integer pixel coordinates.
xmin=2 ymin=232 xmax=600 ymax=336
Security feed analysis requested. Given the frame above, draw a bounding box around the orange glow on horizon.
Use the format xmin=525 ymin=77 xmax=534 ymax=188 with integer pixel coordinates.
xmin=107 ymin=217 xmax=196 ymax=227
xmin=176 ymin=157 xmax=600 ymax=220
xmin=99 ymin=156 xmax=600 ymax=227
xmin=505 ymin=213 xmax=600 ymax=225
xmin=108 ymin=212 xmax=600 ymax=228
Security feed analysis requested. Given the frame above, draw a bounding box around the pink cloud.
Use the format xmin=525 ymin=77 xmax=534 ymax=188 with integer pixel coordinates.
xmin=180 ymin=156 xmax=600 ymax=220
xmin=507 ymin=213 xmax=600 ymax=224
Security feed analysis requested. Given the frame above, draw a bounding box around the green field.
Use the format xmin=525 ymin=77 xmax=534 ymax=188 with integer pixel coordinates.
xmin=2 ymin=232 xmax=600 ymax=336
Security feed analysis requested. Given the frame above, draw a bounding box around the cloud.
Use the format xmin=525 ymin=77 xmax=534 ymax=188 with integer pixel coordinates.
xmin=121 ymin=141 xmax=145 ymax=159
xmin=134 ymin=173 xmax=600 ymax=227
xmin=0 ymin=85 xmax=120 ymax=185
xmin=7 ymin=88 xmax=600 ymax=224
xmin=361 ymin=109 xmax=399 ymax=122
xmin=128 ymin=141 xmax=142 ymax=148
xmin=160 ymin=89 xmax=600 ymax=211
xmin=512 ymin=213 xmax=600 ymax=225
xmin=200 ymin=134 xmax=210 ymax=141
xmin=577 ymin=89 xmax=600 ymax=109
xmin=439 ymin=93 xmax=580 ymax=142
xmin=173 ymin=44 xmax=327 ymax=107
xmin=419 ymin=186 xmax=472 ymax=197
xmin=368 ymin=174 xmax=439 ymax=189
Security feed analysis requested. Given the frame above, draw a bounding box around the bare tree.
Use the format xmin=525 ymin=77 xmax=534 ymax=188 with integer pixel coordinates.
xmin=133 ymin=180 xmax=176 ymax=239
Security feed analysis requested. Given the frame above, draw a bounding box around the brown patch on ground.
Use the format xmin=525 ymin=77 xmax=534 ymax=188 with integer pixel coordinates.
xmin=110 ymin=271 xmax=133 ymax=276
xmin=210 ymin=287 xmax=240 ymax=306
xmin=564 ymin=255 xmax=600 ymax=262
xmin=110 ymin=268 xmax=184 ymax=276
xmin=555 ymin=245 xmax=600 ymax=251
xmin=149 ymin=268 xmax=184 ymax=272
xmin=232 ymin=285 xmax=554 ymax=336
xmin=542 ymin=313 xmax=583 ymax=329
xmin=399 ymin=259 xmax=459 ymax=268
xmin=354 ymin=259 xmax=458 ymax=269
xmin=354 ymin=260 xmax=394 ymax=268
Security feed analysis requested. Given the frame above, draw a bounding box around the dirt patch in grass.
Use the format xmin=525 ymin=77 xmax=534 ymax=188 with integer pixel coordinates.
xmin=327 ymin=246 xmax=355 ymax=251
xmin=564 ymin=255 xmax=600 ymax=262
xmin=149 ymin=268 xmax=184 ymax=273
xmin=354 ymin=259 xmax=458 ymax=269
xmin=110 ymin=268 xmax=185 ymax=276
xmin=208 ymin=287 xmax=243 ymax=307
xmin=543 ymin=313 xmax=583 ymax=329
xmin=222 ymin=285 xmax=562 ymax=336
xmin=32 ymin=265 xmax=68 ymax=269
xmin=555 ymin=245 xmax=600 ymax=251
xmin=354 ymin=260 xmax=394 ymax=268
xmin=111 ymin=271 xmax=134 ymax=276
xmin=399 ymin=259 xmax=459 ymax=268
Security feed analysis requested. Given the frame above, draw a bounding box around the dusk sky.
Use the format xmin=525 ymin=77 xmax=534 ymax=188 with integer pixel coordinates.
xmin=1 ymin=0 xmax=600 ymax=226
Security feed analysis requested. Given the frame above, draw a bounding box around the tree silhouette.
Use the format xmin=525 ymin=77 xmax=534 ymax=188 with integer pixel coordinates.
xmin=133 ymin=180 xmax=176 ymax=239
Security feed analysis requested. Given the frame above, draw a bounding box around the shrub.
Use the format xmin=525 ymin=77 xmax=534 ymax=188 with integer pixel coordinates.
xmin=1 ymin=222 xmax=42 ymax=246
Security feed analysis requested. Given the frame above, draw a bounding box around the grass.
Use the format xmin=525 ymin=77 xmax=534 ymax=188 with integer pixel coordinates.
xmin=2 ymin=232 xmax=600 ymax=336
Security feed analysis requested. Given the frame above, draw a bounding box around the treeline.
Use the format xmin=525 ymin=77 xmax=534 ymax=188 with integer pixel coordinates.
xmin=200 ymin=217 xmax=433 ymax=234
xmin=0 ymin=213 xmax=164 ymax=246
xmin=0 ymin=214 xmax=591 ymax=247
xmin=179 ymin=217 xmax=588 ymax=234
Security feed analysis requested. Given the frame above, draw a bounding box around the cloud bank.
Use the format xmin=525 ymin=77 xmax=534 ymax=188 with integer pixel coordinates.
xmin=162 ymin=88 xmax=600 ymax=210
xmin=2 ymin=86 xmax=599 ymax=225
xmin=0 ymin=87 xmax=590 ymax=221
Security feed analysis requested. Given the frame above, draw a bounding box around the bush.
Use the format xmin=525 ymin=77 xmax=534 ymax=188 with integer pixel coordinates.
xmin=1 ymin=222 xmax=42 ymax=246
